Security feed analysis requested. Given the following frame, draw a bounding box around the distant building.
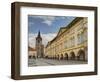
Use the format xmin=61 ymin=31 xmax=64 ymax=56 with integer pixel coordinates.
xmin=45 ymin=17 xmax=88 ymax=61
xmin=28 ymin=47 xmax=37 ymax=59
xmin=36 ymin=31 xmax=44 ymax=58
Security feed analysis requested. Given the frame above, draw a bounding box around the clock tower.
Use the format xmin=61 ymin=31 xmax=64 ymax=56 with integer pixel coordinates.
xmin=36 ymin=31 xmax=44 ymax=58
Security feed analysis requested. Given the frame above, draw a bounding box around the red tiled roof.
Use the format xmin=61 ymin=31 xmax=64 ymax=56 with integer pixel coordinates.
xmin=28 ymin=46 xmax=36 ymax=51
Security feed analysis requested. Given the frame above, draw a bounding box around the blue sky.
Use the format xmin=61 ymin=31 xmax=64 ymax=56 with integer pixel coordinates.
xmin=28 ymin=15 xmax=75 ymax=34
xmin=28 ymin=15 xmax=76 ymax=48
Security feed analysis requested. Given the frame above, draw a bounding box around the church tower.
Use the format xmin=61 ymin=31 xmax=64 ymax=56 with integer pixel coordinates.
xmin=36 ymin=31 xmax=44 ymax=58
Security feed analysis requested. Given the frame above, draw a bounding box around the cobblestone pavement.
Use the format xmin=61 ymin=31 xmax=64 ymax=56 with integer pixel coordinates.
xmin=28 ymin=58 xmax=87 ymax=67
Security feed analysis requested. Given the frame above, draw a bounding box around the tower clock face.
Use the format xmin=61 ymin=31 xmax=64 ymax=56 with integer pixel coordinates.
xmin=37 ymin=40 xmax=39 ymax=43
xmin=36 ymin=38 xmax=41 ymax=43
xmin=37 ymin=40 xmax=41 ymax=44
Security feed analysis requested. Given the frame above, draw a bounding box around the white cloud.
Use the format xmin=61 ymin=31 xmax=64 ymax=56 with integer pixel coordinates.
xmin=42 ymin=20 xmax=52 ymax=26
xmin=28 ymin=22 xmax=34 ymax=27
xmin=28 ymin=33 xmax=57 ymax=48
xmin=38 ymin=16 xmax=56 ymax=26
xmin=42 ymin=33 xmax=57 ymax=46
xmin=30 ymin=15 xmax=56 ymax=26
xmin=28 ymin=33 xmax=37 ymax=48
xmin=29 ymin=15 xmax=75 ymax=26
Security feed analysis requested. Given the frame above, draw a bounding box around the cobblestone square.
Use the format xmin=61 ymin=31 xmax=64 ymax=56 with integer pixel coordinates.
xmin=28 ymin=58 xmax=87 ymax=67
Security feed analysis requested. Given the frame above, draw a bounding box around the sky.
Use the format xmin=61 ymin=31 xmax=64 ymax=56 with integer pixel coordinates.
xmin=28 ymin=15 xmax=75 ymax=48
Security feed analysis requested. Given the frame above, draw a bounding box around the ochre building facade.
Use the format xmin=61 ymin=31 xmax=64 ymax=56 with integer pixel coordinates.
xmin=45 ymin=17 xmax=88 ymax=61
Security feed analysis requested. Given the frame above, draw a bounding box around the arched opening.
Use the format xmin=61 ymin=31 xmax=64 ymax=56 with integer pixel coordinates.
xmin=45 ymin=56 xmax=48 ymax=59
xmin=78 ymin=50 xmax=85 ymax=61
xmin=64 ymin=53 xmax=68 ymax=60
xmin=55 ymin=55 xmax=58 ymax=59
xmin=57 ymin=55 xmax=60 ymax=60
xmin=29 ymin=55 xmax=32 ymax=59
xmin=70 ymin=52 xmax=75 ymax=60
xmin=60 ymin=54 xmax=63 ymax=60
xmin=32 ymin=56 xmax=36 ymax=59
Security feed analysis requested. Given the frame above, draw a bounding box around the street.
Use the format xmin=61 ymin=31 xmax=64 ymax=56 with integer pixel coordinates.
xmin=28 ymin=58 xmax=87 ymax=67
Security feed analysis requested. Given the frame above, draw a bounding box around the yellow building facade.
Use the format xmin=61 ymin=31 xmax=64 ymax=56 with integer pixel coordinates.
xmin=45 ymin=17 xmax=88 ymax=61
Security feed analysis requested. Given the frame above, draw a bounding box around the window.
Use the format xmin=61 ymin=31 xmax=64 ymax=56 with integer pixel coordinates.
xmin=77 ymin=34 xmax=81 ymax=44
xmin=72 ymin=37 xmax=75 ymax=47
xmin=77 ymin=33 xmax=84 ymax=44
xmin=64 ymin=40 xmax=67 ymax=49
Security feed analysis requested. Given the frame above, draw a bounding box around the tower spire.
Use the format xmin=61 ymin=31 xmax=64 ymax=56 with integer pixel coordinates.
xmin=36 ymin=30 xmax=42 ymax=40
xmin=38 ymin=30 xmax=41 ymax=37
